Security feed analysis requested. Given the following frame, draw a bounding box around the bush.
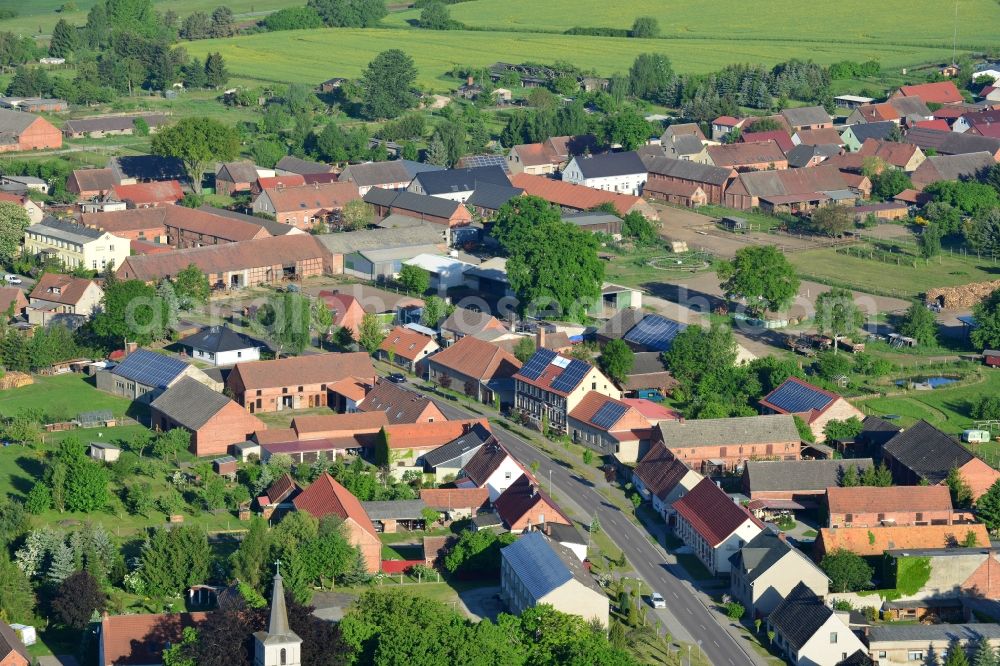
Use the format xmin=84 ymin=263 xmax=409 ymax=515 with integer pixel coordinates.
xmin=263 ymin=6 xmax=324 ymax=31
xmin=972 ymin=395 xmax=1000 ymax=421
xmin=722 ymin=601 xmax=744 ymax=619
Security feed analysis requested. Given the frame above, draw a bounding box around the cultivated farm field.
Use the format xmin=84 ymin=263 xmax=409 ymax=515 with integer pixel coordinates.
xmin=187 ymin=27 xmax=961 ymax=92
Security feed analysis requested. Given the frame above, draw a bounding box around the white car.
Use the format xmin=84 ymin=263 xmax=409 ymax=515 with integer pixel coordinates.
xmin=650 ymin=592 xmax=666 ymax=609
xmin=3 ymin=274 xmax=22 ymax=285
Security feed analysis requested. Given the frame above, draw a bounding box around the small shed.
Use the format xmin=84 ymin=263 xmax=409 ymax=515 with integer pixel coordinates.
xmin=213 ymin=455 xmax=238 ymax=479
xmin=88 ymin=442 xmax=121 ymax=463
xmin=721 ymin=216 xmax=747 ymax=232
xmin=361 ymin=499 xmax=428 ymax=533
xmin=78 ymin=409 xmax=116 ymax=428
xmin=984 ymin=350 xmax=1000 ymax=367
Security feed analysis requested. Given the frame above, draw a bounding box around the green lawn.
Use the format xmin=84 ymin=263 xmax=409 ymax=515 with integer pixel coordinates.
xmin=789 ymin=246 xmax=1000 ymax=300
xmin=0 ymin=373 xmax=136 ymax=421
xmin=185 ymin=27 xmax=961 ymax=93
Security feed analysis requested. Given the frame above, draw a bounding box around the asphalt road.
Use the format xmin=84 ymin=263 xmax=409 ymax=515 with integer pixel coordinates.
xmin=427 ymin=395 xmax=756 ymax=666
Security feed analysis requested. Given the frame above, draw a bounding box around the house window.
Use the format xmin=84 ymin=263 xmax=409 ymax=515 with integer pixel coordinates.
xmin=237 ymin=352 xmax=242 ymax=358
xmin=505 ymin=471 xmax=512 ymax=480
xmin=592 ymin=382 xmax=596 ymax=390
xmin=845 ymin=514 xmax=853 ymax=523
xmin=280 ymin=648 xmax=287 ymax=665
xmin=298 ymin=386 xmax=304 ymax=392
xmin=879 ymin=652 xmax=886 ymax=659
xmin=908 ymin=651 xmax=924 ymax=661
xmin=916 ymin=512 xmax=924 ymax=522
xmin=829 ymin=632 xmax=837 ymax=644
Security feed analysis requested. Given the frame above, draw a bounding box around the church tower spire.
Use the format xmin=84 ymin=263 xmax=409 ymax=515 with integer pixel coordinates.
xmin=253 ymin=563 xmax=302 ymax=666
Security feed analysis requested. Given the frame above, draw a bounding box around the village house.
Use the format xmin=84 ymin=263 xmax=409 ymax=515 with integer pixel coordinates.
xmin=438 ymin=308 xmax=507 ymax=345
xmin=215 ymin=161 xmax=269 ymax=197
xmin=108 ymin=155 xmax=186 ymax=185
xmin=420 ymin=487 xmax=489 ymax=521
xmin=421 ymin=421 xmax=495 ymax=481
xmin=815 ymin=523 xmax=991 ymax=559
xmin=510 ymin=172 xmax=658 ymax=218
xmin=724 ymin=164 xmax=869 ymax=210
xmin=318 ymin=290 xmax=367 ymax=337
xmin=710 ymin=116 xmax=748 ymax=141
xmin=882 ymin=420 xmax=1000 ymax=499
xmin=252 ymin=174 xmax=306 ymax=196
xmin=954 ymin=108 xmax=1000 ymax=136
xmin=781 ymin=106 xmax=834 ymax=132
xmin=27 ymin=273 xmax=103 ymax=321
xmin=846 ymin=103 xmax=901 ymax=126
xmin=894 ymin=81 xmax=965 ymax=105
xmin=596 ymin=309 xmax=687 ymax=353
xmin=364 ymin=188 xmax=474 ymax=228
xmin=339 ymin=160 xmax=444 ymax=196
xmin=23 ymin=218 xmax=130 ymax=273
xmin=116 ymin=234 xmax=327 ymax=288
xmin=857 ymin=139 xmax=926 ymax=172
xmin=0 ymin=108 xmax=61 ymax=152
xmin=673 ymin=478 xmax=763 ymax=575
xmin=377 ymin=326 xmax=440 ymax=374
xmin=826 ymin=485 xmax=960 ymax=528
xmin=96 ymin=349 xmax=218 ymax=404
xmin=178 ymin=325 xmax=263 ymax=366
xmin=792 ymin=128 xmax=844 ymax=149
xmin=98 ymin=612 xmax=207 ymax=666
xmin=357 ymin=379 xmax=445 ymax=424
xmin=632 ymin=441 xmax=703 ymax=524
xmin=730 ymin=530 xmax=829 ymax=618
xmin=321 ymin=233 xmax=445 ymax=280
xmin=150 ymin=377 xmax=266 ymax=457
xmin=655 ymin=414 xmax=800 ymax=476
xmin=61 ymin=114 xmax=168 ymax=139
xmin=493 ymin=474 xmax=572 ymax=533
xmin=465 ymin=181 xmax=524 ymax=220
xmin=0 ymin=96 xmax=66 ymax=113
xmin=840 ymin=121 xmax=898 ymax=152
xmin=661 ymin=133 xmax=710 ymax=163
xmin=67 ymin=168 xmax=117 ymax=199
xmin=562 ymin=151 xmax=647 ymax=196
xmin=111 ymin=180 xmax=184 ymax=208
xmin=0 ymin=620 xmax=29 ymax=666
xmin=455 ymin=439 xmax=529 ymax=501
xmin=907 ymin=127 xmax=1000 ymax=160
xmin=252 ymin=181 xmax=361 ymax=229
xmin=500 ymin=532 xmax=609 ymax=627
xmin=642 ymin=156 xmax=736 ymax=206
xmin=785 ymin=144 xmax=842 ymax=169
xmin=293 ymin=473 xmax=381 ymax=572
xmin=766 ymin=583 xmax=865 ymax=666
xmin=0 ymin=287 xmax=27 ymax=318
xmin=513 ymin=348 xmax=622 ymax=434
xmin=759 ymin=377 xmax=864 ymax=442
xmin=403 ymin=253 xmax=474 ymax=292
xmin=407 ymin=166 xmax=511 ymax=202
xmin=740 ymin=129 xmax=795 ymax=153
xmin=567 ymin=391 xmax=655 ymax=463
xmin=274 ymin=155 xmax=336 ymax=176
xmin=741 ymin=458 xmax=875 ymax=504
xmin=226 ymin=352 xmax=375 ymax=413
xmin=425 ymin=334 xmax=522 ymax=406
xmin=0 ymin=192 xmax=42 ymax=223
xmin=868 ymin=624 xmax=1000 ymax=665
xmin=706 ymin=140 xmax=789 ymax=171
xmin=911 ymin=152 xmax=997 ymax=189
xmin=376 ymin=419 xmax=488 ymax=470
xmin=507 ymin=134 xmax=599 ymax=175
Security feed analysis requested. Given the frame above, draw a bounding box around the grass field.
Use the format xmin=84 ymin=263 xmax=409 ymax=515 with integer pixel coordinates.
xmin=0 ymin=373 xmax=136 ymax=420
xmin=428 ymin=0 xmax=1000 ymax=51
xmin=789 ymin=246 xmax=1000 ymax=300
xmin=185 ymin=27 xmax=961 ymax=93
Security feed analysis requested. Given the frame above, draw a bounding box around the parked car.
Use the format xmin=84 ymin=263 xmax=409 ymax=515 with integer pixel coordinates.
xmin=650 ymin=592 xmax=666 ymax=609
xmin=387 ymin=373 xmax=407 ymax=384
xmin=4 ymin=274 xmax=22 ymax=284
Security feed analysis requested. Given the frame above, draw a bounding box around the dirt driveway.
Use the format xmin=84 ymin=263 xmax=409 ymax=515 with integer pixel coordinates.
xmin=655 ymin=206 xmax=820 ymax=259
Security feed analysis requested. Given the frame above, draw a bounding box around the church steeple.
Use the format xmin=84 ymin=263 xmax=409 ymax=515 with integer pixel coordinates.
xmin=253 ymin=564 xmax=302 ymax=666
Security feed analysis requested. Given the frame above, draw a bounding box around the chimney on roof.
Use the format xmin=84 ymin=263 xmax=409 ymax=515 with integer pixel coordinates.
xmin=536 ymin=327 xmax=545 ymax=350
xmin=124 ymin=341 xmax=138 ymax=356
xmin=530 ymin=482 xmax=538 ymax=497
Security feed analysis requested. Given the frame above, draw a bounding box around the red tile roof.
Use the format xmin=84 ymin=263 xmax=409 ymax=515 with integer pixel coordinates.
xmin=568 ymin=391 xmax=644 ymax=431
xmin=420 ymin=487 xmax=489 ymax=511
xmin=741 ymin=130 xmax=795 ymax=153
xmin=293 ymin=472 xmax=377 ymax=535
xmin=493 ymin=474 xmax=571 ymax=528
xmin=229 ymin=352 xmax=375 ymax=391
xmin=794 ymin=128 xmax=844 ymax=147
xmin=673 ymin=478 xmax=761 ymax=547
xmin=358 ymin=379 xmax=442 ymax=424
xmin=382 ymin=419 xmax=488 ymax=450
xmin=100 ymin=612 xmax=208 ymax=665
xmin=857 ymin=139 xmax=921 ymax=168
xmin=0 ymin=286 xmax=26 ymax=314
xmin=263 ymin=473 xmax=300 ymax=505
xmin=257 ymin=174 xmax=306 ymax=190
xmin=620 ymin=398 xmax=679 ymax=421
xmin=512 ymin=142 xmax=558 ymax=167
xmin=426 ymin=334 xmax=522 ymax=382
xmin=713 ymin=116 xmax=743 ymax=126
xmin=817 ymin=523 xmax=990 ymax=557
xmin=707 ymin=140 xmax=787 ymax=167
xmin=291 ymin=411 xmax=388 ymax=438
xmin=379 ymin=326 xmax=437 ymax=362
xmin=112 ymin=180 xmax=183 ymax=205
xmin=914 ymin=119 xmax=951 ymax=131
xmin=510 ymin=172 xmax=644 ymax=216
xmin=897 ymin=81 xmax=964 ymax=105
xmin=262 ymin=181 xmax=359 ymax=213
xmin=826 ymin=485 xmax=953 ymax=515
xmin=633 ymin=441 xmax=699 ymax=500
xmin=29 ymin=272 xmax=97 ymax=306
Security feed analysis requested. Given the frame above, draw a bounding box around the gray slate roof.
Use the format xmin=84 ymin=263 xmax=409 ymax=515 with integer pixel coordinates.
xmin=315 ymin=225 xmax=443 ymax=254
xmin=0 ymin=108 xmax=39 ymax=135
xmin=743 ymin=458 xmax=874 ymax=492
xmin=465 ymin=181 xmax=523 ymax=210
xmin=882 ymin=420 xmax=972 ymax=484
xmin=572 ymin=151 xmax=647 ymax=179
xmin=843 ymin=121 xmax=897 ymax=143
xmin=781 ymin=105 xmax=832 ymax=128
xmin=657 ymin=414 xmax=800 ymax=448
xmin=360 ymin=499 xmax=428 ymax=520
xmin=180 ymin=325 xmax=263 ymax=354
xmin=412 ymin=166 xmax=511 ymax=194
xmin=382 ymin=189 xmax=464 ymax=218
xmin=501 ymin=531 xmax=604 ymax=598
xmin=868 ymin=623 xmax=1000 ymax=643
xmin=666 ymin=134 xmax=706 ymax=157
xmin=150 ymin=376 xmax=232 ymax=430
xmin=63 ymin=114 xmax=168 ymax=135
xmin=767 ymin=582 xmax=834 ymax=652
xmin=341 ymin=161 xmax=413 ymax=187
xmin=917 ymin=152 xmax=996 ymax=181
xmin=905 ymin=128 xmax=1000 ymax=156
xmin=29 ymin=217 xmax=104 ymax=243
xmin=109 ymin=155 xmax=186 ymax=181
xmin=643 ymin=155 xmax=733 ymax=185
xmin=423 ymin=423 xmax=494 ymax=468
xmin=275 ymin=155 xmax=332 ymax=175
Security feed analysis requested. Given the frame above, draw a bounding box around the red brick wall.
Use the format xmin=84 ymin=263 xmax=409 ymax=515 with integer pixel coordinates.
xmin=347 ymin=520 xmax=382 ymax=572
xmin=962 ymin=554 xmax=1000 ymax=599
xmin=667 ymin=441 xmax=800 ymax=473
xmin=192 ymin=402 xmax=266 ymax=457
xmin=0 ymin=116 xmax=62 ymax=152
xmin=828 ymin=508 xmax=955 ymax=528
xmin=507 ymin=499 xmax=571 ymax=532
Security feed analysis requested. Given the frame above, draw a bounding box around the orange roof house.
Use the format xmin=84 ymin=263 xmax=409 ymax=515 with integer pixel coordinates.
xmin=293 ymin=472 xmax=381 ymax=571
xmin=0 ymin=287 xmax=28 ymax=317
xmin=318 ymin=290 xmax=366 ymax=337
xmin=358 ymin=379 xmax=446 ymax=424
xmin=815 ymin=523 xmax=989 ymax=559
xmin=426 ymin=334 xmax=522 ymax=406
xmin=857 ymin=138 xmax=926 ymax=172
xmin=510 ymin=172 xmax=658 ymax=219
xmin=377 ymin=325 xmax=440 ymax=373
xmin=99 ymin=612 xmax=208 ymax=666
xmin=112 ymin=180 xmax=183 ymax=207
xmin=894 ymin=81 xmax=964 ymax=105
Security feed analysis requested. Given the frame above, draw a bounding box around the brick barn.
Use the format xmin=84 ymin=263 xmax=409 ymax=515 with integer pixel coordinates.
xmin=0 ymin=108 xmax=61 ymax=152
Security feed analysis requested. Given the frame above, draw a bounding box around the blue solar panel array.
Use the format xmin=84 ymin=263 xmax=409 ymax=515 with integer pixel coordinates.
xmin=500 ymin=532 xmax=572 ymax=598
xmin=591 ymin=401 xmax=629 ymax=429
xmin=112 ymin=349 xmax=189 ymax=389
xmin=623 ymin=314 xmax=686 ymax=352
xmin=550 ymin=359 xmax=591 ymax=393
xmin=519 ymin=348 xmax=557 ymax=380
xmin=765 ymin=379 xmax=834 ymax=414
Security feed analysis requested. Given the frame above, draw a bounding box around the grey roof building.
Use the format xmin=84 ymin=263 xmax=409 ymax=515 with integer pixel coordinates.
xmin=741 ymin=458 xmax=875 ymax=497
xmin=781 ymin=105 xmax=833 ymax=129
xmin=657 ymin=414 xmax=800 ymax=448
xmin=465 ymin=181 xmax=523 ymax=212
xmin=360 ymin=499 xmax=428 ymax=521
xmin=643 ymin=155 xmax=736 ymax=185
xmin=340 ymin=160 xmax=444 ymax=188
xmin=108 ymin=155 xmax=186 ymax=183
xmin=316 ymin=225 xmax=444 ymax=255
xmin=28 ymin=217 xmax=104 ymax=244
xmin=571 ymin=151 xmax=647 ymax=179
xmin=729 ymin=530 xmax=829 ymax=616
xmin=179 ymin=325 xmax=264 ymax=357
xmin=409 ymin=166 xmax=511 ymax=196
xmin=423 ymin=423 xmax=495 ymax=472
xmin=275 ymin=155 xmax=334 ymax=175
xmin=905 ymin=129 xmax=1000 ymax=156
xmin=149 ymin=377 xmax=232 ymax=432
xmin=842 ymin=121 xmax=897 ymax=144
xmin=767 ymin=582 xmax=864 ymax=664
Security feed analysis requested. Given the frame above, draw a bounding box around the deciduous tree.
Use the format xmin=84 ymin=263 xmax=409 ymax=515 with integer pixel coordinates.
xmin=717 ymin=245 xmax=799 ymax=317
xmin=599 ymin=339 xmax=634 ymax=383
xmin=0 ymin=201 xmax=30 ymax=265
xmin=899 ymin=302 xmax=938 ymax=347
xmin=814 ymin=288 xmax=863 ymax=353
xmin=358 ymin=312 xmax=385 ymax=354
xmin=52 ymin=570 xmax=105 ymax=629
xmin=151 ymin=117 xmax=239 ymax=192
xmin=820 ymin=548 xmax=873 ymax=592
xmin=398 ymin=264 xmax=430 ymax=295
xmin=361 ymin=49 xmax=417 ymax=120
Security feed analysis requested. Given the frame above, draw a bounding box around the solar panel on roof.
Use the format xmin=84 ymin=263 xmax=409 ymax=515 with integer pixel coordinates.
xmin=765 ymin=380 xmax=834 ymax=414
xmin=623 ymin=315 xmax=686 ymax=352
xmin=111 ymin=349 xmax=188 ymax=389
xmin=550 ymin=359 xmax=591 ymax=393
xmin=519 ymin=348 xmax=557 ymax=380
xmin=460 ymin=155 xmax=510 ymax=172
xmin=591 ymin=401 xmax=629 ymax=430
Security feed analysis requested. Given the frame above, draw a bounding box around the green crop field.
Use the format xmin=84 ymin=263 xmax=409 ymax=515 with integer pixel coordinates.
xmin=186 ymin=27 xmax=960 ymax=93
xmin=426 ymin=0 xmax=1000 ymax=52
